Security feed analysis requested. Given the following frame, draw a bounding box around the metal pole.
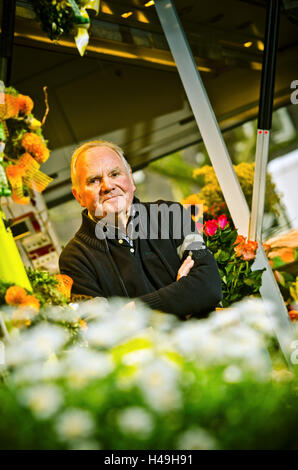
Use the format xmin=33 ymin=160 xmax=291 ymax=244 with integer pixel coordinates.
xmin=155 ymin=0 xmax=250 ymax=238
xmin=0 ymin=0 xmax=17 ymax=84
xmin=155 ymin=0 xmax=294 ymax=366
xmin=249 ymin=0 xmax=280 ymax=241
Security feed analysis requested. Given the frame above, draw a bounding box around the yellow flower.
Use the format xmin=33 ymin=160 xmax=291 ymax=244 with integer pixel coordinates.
xmin=182 ymin=193 xmax=208 ymax=214
xmin=181 ymin=194 xmax=202 ymax=205
xmin=79 ymin=319 xmax=88 ymax=331
xmin=191 ymin=162 xmax=280 ymax=216
xmin=27 ymin=117 xmax=42 ymax=131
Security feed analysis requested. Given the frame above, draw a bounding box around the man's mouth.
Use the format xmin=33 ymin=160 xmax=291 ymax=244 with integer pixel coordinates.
xmin=102 ymin=195 xmax=120 ymax=202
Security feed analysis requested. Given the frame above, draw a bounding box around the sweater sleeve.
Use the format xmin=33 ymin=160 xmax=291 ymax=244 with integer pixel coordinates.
xmin=139 ymin=201 xmax=222 ymax=318
xmin=59 ymin=244 xmax=106 ymax=299
xmin=139 ymin=248 xmax=222 ymax=318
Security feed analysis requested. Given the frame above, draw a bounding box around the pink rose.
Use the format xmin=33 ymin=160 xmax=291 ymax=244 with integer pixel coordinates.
xmin=204 ymin=219 xmax=218 ymax=236
xmin=217 ymin=214 xmax=229 ymax=229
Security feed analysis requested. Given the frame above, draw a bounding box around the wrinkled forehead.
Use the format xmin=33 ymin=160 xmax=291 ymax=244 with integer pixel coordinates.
xmin=76 ymin=146 xmax=124 ymax=173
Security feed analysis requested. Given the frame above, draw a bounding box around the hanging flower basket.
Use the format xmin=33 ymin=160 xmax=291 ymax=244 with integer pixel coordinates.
xmin=0 ymin=86 xmax=52 ymax=204
xmin=30 ymin=0 xmax=100 ymax=56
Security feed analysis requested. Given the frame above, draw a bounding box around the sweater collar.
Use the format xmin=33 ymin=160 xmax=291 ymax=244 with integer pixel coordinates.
xmin=75 ymin=196 xmax=141 ymax=250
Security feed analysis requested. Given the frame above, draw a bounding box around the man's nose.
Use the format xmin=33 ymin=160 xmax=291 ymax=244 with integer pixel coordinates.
xmin=100 ymin=176 xmax=115 ymax=193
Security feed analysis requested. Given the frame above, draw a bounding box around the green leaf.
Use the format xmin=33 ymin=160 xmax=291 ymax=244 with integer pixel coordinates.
xmin=272 ymin=256 xmax=286 ymax=269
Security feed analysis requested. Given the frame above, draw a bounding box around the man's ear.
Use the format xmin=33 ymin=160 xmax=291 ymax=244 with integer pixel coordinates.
xmin=72 ymin=187 xmax=85 ymax=207
xmin=130 ymin=169 xmax=136 ymax=192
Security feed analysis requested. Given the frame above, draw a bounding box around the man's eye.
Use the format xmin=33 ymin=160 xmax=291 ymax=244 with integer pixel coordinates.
xmin=111 ymin=172 xmax=120 ymax=177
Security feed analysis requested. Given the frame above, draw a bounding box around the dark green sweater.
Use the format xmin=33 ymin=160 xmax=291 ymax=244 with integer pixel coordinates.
xmin=59 ymin=199 xmax=222 ymax=319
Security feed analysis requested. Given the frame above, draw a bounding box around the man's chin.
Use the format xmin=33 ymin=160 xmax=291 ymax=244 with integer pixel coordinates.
xmin=92 ymin=196 xmax=129 ymax=220
xmin=103 ymin=198 xmax=124 ymax=213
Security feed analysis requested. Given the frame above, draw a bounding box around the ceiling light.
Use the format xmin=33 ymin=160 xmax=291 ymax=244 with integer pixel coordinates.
xmin=121 ymin=11 xmax=133 ymax=18
xmin=257 ymin=41 xmax=264 ymax=51
xmin=250 ymin=61 xmax=262 ymax=71
xmin=101 ymin=1 xmax=113 ymax=15
xmin=198 ymin=66 xmax=212 ymax=73
xmin=244 ymin=41 xmax=252 ymax=48
xmin=145 ymin=0 xmax=155 ymax=6
xmin=136 ymin=11 xmax=149 ymax=23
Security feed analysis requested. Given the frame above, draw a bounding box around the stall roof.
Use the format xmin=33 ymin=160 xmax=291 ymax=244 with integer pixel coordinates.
xmin=1 ymin=0 xmax=298 ymax=205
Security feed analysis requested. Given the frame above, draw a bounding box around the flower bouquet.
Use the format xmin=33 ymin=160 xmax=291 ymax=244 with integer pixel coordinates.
xmin=203 ymin=215 xmax=264 ymax=307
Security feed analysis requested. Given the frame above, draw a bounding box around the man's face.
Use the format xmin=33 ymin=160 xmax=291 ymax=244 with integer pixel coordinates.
xmin=72 ymin=146 xmax=136 ymax=222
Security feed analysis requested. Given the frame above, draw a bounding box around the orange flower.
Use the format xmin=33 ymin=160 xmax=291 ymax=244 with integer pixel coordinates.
xmin=22 ymin=133 xmax=50 ymax=164
xmin=5 ymin=286 xmax=27 ymax=305
xmin=242 ymin=246 xmax=257 ymax=261
xmin=4 ymin=93 xmax=19 ymax=119
xmin=21 ymin=295 xmax=40 ymax=313
xmin=6 ymin=163 xmax=26 ymax=179
xmin=234 ymin=236 xmax=258 ymax=261
xmin=55 ymin=274 xmax=73 ymax=300
xmin=234 ymin=235 xmax=246 ymax=257
xmin=17 ymin=94 xmax=34 ymax=115
xmin=242 ymin=240 xmax=258 ymax=260
xmin=280 ymin=248 xmax=295 ymax=264
xmin=289 ymin=310 xmax=298 ymax=322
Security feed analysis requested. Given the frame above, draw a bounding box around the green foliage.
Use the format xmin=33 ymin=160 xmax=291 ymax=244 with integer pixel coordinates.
xmin=0 ymin=279 xmax=14 ymax=305
xmin=0 ymin=363 xmax=297 ymax=450
xmin=4 ymin=122 xmax=28 ymax=162
xmin=274 ymin=271 xmax=298 ymax=309
xmin=149 ymin=153 xmax=198 ymax=199
xmin=204 ymin=225 xmax=264 ymax=307
xmin=26 ymin=268 xmax=67 ymax=307
xmin=0 ymin=270 xmax=67 ymax=308
xmin=30 ymin=0 xmax=86 ymax=40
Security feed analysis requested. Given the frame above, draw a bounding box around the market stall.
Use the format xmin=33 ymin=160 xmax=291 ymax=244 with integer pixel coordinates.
xmin=0 ymin=0 xmax=297 ymax=451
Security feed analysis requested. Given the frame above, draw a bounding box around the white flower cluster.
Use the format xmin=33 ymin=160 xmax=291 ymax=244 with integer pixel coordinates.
xmin=171 ymin=298 xmax=278 ymax=377
xmin=1 ymin=295 xmax=293 ymax=450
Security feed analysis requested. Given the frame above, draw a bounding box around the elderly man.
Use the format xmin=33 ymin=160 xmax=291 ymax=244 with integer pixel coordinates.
xmin=59 ymin=140 xmax=222 ymax=318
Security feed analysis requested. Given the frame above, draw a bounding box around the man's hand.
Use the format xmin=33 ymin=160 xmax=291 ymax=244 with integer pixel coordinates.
xmin=176 ymin=255 xmax=194 ymax=281
xmin=120 ymin=300 xmax=136 ymax=312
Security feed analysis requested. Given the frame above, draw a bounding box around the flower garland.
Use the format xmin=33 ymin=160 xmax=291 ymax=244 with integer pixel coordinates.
xmin=0 ymin=270 xmax=73 ymax=328
xmin=0 ymin=86 xmax=52 ymax=204
xmin=30 ymin=0 xmax=100 ymax=56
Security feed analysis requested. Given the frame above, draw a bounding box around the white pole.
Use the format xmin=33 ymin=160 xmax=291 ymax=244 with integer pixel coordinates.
xmin=155 ymin=0 xmax=294 ymax=366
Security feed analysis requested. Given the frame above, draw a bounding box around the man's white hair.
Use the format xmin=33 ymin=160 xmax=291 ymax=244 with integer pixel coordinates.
xmin=71 ymin=139 xmax=131 ymax=189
